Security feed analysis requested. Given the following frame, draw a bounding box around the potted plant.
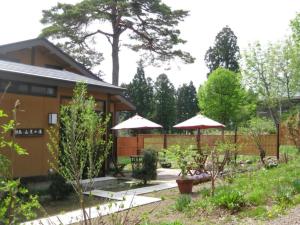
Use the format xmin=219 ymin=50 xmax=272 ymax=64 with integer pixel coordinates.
xmin=167 ymin=145 xmax=195 ymax=194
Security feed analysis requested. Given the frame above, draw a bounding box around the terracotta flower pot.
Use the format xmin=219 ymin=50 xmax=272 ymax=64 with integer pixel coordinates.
xmin=176 ymin=178 xmax=193 ymax=194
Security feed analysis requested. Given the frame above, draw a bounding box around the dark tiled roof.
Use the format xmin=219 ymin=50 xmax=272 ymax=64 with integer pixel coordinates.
xmin=0 ymin=59 xmax=122 ymax=91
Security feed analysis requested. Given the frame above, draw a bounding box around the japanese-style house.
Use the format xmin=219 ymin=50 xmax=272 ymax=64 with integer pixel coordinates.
xmin=0 ymin=38 xmax=135 ymax=178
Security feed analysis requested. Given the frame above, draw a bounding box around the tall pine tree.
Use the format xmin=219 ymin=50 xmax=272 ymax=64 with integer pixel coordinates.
xmin=41 ymin=0 xmax=194 ymax=85
xmin=154 ymin=74 xmax=176 ymax=133
xmin=122 ymin=62 xmax=154 ymax=119
xmin=176 ymin=81 xmax=199 ymax=123
xmin=205 ymin=26 xmax=240 ymax=76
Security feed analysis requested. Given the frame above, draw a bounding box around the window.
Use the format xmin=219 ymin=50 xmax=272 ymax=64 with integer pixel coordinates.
xmin=95 ymin=101 xmax=105 ymax=112
xmin=46 ymin=87 xmax=56 ymax=96
xmin=17 ymin=83 xmax=29 ymax=93
xmin=31 ymin=85 xmax=47 ymax=95
xmin=0 ymin=79 xmax=57 ymax=97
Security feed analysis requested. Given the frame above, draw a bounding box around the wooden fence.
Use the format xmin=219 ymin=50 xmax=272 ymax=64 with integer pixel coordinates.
xmin=117 ymin=133 xmax=278 ymax=157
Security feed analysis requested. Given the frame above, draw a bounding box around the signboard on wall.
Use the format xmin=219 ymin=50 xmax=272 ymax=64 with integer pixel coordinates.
xmin=14 ymin=128 xmax=44 ymax=137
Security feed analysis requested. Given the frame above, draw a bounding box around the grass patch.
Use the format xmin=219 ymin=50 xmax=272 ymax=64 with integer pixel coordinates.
xmin=118 ymin=156 xmax=131 ymax=165
xmin=212 ymin=188 xmax=245 ymax=212
xmin=174 ymin=194 xmax=191 ymax=212
xmin=117 ymin=156 xmax=132 ymax=171
xmin=190 ymin=145 xmax=300 ymax=219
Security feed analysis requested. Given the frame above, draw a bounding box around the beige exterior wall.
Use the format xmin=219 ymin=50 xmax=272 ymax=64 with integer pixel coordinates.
xmin=1 ymin=86 xmax=115 ymax=178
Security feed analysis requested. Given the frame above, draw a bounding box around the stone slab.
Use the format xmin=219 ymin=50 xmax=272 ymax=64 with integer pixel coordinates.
xmin=22 ymin=195 xmax=160 ymax=225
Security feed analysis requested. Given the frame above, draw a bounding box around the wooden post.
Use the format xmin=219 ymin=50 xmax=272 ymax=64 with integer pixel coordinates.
xmin=221 ymin=128 xmax=225 ymax=142
xmin=136 ymin=134 xmax=139 ymax=155
xmin=276 ymin=123 xmax=280 ymax=160
xmin=104 ymin=94 xmax=111 ymax=174
xmin=234 ymin=127 xmax=238 ymax=163
xmin=163 ymin=133 xmax=167 ymax=149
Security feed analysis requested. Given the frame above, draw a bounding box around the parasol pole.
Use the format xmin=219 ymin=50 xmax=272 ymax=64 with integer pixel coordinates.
xmin=197 ymin=128 xmax=201 ymax=153
xmin=136 ymin=129 xmax=140 ymax=155
xmin=221 ymin=127 xmax=225 ymax=142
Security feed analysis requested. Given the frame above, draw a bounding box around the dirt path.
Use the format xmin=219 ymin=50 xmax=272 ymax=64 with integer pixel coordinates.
xmin=266 ymin=205 xmax=300 ymax=225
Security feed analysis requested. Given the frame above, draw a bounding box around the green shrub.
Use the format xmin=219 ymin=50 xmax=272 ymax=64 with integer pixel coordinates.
xmin=274 ymin=185 xmax=294 ymax=206
xmin=175 ymin=194 xmax=191 ymax=212
xmin=212 ymin=188 xmax=245 ymax=211
xmin=132 ymin=149 xmax=157 ymax=184
xmin=292 ymin=179 xmax=300 ymax=193
xmin=48 ymin=172 xmax=73 ymax=200
xmin=246 ymin=188 xmax=267 ymax=206
xmin=199 ymin=187 xmax=211 ymax=198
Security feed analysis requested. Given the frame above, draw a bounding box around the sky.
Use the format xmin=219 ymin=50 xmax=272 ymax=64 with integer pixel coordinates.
xmin=0 ymin=0 xmax=300 ymax=88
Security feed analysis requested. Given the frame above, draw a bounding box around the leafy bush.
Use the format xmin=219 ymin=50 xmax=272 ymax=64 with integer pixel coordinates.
xmin=246 ymin=188 xmax=267 ymax=206
xmin=199 ymin=187 xmax=211 ymax=198
xmin=244 ymin=117 xmax=276 ymax=166
xmin=212 ymin=188 xmax=246 ymax=211
xmin=292 ymin=179 xmax=300 ymax=193
xmin=175 ymin=194 xmax=191 ymax=212
xmin=0 ymin=179 xmax=40 ymax=224
xmin=166 ymin=145 xmax=195 ymax=178
xmin=132 ymin=149 xmax=157 ymax=184
xmin=48 ymin=172 xmax=72 ymax=200
xmin=274 ymin=185 xmax=294 ymax=206
xmin=285 ymin=112 xmax=300 ymax=151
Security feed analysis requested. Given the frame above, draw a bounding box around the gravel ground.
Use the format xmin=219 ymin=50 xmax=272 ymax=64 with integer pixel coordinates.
xmin=266 ymin=205 xmax=300 ymax=225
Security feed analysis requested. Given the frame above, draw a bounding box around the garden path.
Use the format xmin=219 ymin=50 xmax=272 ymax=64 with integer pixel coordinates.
xmin=22 ymin=169 xmax=180 ymax=225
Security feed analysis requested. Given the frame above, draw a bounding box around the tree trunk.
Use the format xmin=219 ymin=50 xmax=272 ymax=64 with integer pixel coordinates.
xmin=211 ymin=149 xmax=215 ymax=196
xmin=80 ymin=190 xmax=89 ymax=225
xmin=258 ymin=145 xmax=266 ymax=166
xmin=112 ymin=35 xmax=120 ymax=86
xmin=268 ymin=106 xmax=279 ymax=133
xmin=234 ymin=127 xmax=238 ymax=164
xmin=211 ymin=175 xmax=215 ymax=197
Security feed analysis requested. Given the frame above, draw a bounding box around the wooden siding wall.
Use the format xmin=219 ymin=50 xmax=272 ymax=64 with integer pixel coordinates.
xmin=0 ymin=93 xmax=59 ymax=177
xmin=117 ymin=133 xmax=279 ymax=156
xmin=0 ymin=88 xmax=114 ymax=178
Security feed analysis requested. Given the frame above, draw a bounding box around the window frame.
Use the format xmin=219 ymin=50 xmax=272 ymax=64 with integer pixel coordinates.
xmin=0 ymin=79 xmax=57 ymax=97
